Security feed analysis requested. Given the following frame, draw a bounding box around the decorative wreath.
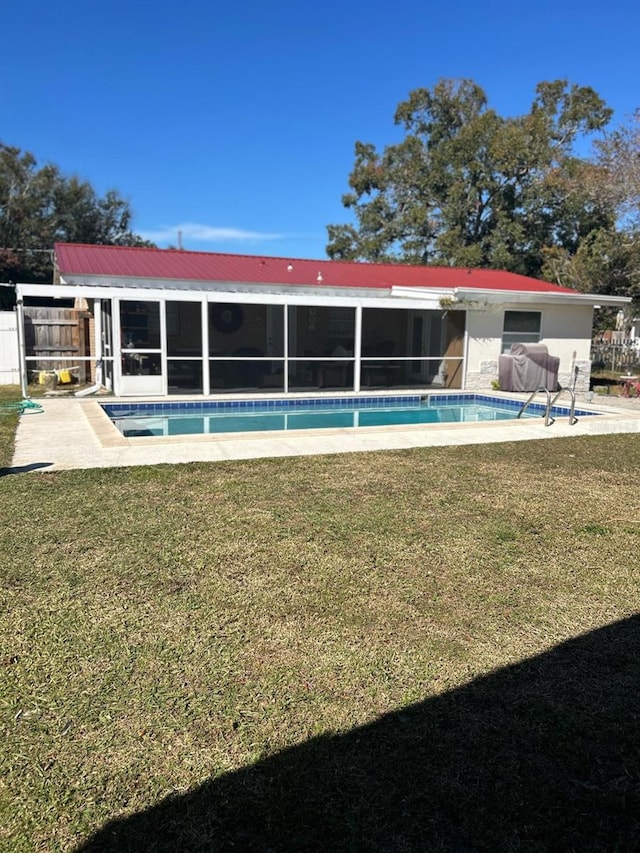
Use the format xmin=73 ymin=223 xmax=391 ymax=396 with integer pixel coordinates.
xmin=212 ymin=303 xmax=244 ymax=334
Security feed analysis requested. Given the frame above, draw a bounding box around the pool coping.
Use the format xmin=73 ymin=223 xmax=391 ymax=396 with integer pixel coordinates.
xmin=87 ymin=392 xmax=601 ymax=449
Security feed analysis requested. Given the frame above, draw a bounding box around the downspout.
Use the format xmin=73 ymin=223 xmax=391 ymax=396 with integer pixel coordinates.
xmin=75 ymin=298 xmax=103 ymax=397
xmin=15 ymin=297 xmax=29 ymax=399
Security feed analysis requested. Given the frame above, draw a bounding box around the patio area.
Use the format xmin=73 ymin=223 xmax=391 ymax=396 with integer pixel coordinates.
xmin=8 ymin=393 xmax=640 ymax=472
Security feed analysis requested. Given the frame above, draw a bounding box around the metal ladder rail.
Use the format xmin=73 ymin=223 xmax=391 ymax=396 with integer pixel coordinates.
xmin=517 ymin=387 xmax=553 ymax=426
xmin=549 ymin=387 xmax=578 ymax=425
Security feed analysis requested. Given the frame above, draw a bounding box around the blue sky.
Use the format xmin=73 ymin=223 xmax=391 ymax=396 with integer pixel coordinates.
xmin=2 ymin=0 xmax=639 ymax=259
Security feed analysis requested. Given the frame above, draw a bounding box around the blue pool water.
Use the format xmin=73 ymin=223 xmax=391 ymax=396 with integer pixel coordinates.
xmin=102 ymin=395 xmax=596 ymax=438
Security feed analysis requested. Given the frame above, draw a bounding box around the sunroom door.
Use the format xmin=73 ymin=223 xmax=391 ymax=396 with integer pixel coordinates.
xmin=100 ymin=300 xmax=114 ymax=392
xmin=118 ymin=300 xmax=164 ymax=396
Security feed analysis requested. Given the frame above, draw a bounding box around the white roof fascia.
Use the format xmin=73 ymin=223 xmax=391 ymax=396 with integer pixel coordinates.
xmin=392 ymin=285 xmax=631 ymax=307
xmin=453 ymin=287 xmax=630 ymax=306
xmin=19 ymin=279 xmax=442 ymax=309
xmin=391 ymin=286 xmax=453 ymax=301
xmin=26 ymin=277 xmax=625 ymax=308
xmin=17 ymin=282 xmax=125 ymax=300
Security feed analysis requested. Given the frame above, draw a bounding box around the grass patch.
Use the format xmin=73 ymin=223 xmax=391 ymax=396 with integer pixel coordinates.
xmin=0 ymin=385 xmax=22 ymax=469
xmin=1 ymin=435 xmax=640 ymax=850
xmin=0 ymin=385 xmax=44 ymax=470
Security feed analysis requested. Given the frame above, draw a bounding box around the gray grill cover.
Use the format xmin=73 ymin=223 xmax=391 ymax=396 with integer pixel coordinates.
xmin=498 ymin=343 xmax=560 ymax=392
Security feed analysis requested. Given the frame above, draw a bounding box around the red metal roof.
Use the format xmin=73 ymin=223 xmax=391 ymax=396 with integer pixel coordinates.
xmin=54 ymin=243 xmax=576 ymax=295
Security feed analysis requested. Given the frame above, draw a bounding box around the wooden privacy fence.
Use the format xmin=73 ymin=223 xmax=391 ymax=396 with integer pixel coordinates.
xmin=23 ymin=307 xmax=92 ymax=383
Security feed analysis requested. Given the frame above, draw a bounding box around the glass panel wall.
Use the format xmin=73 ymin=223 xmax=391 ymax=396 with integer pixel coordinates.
xmin=167 ymin=360 xmax=203 ymax=392
xmin=208 ymin=303 xmax=284 ymax=392
xmin=361 ymin=307 xmax=414 ymax=388
xmin=360 ymin=308 xmax=459 ymax=389
xmin=167 ymin=302 xmax=202 ymax=356
xmin=287 ymin=306 xmax=355 ymax=391
xmin=121 ymin=351 xmax=162 ymax=378
xmin=166 ymin=301 xmax=203 ymax=394
xmin=104 ymin=299 xmax=467 ymax=396
xmin=210 ymin=360 xmax=285 ymax=392
xmin=120 ymin=301 xmax=162 ymax=378
xmin=120 ymin=300 xmax=160 ymax=350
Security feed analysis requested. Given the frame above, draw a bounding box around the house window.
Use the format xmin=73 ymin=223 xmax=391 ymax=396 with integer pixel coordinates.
xmin=502 ymin=311 xmax=541 ymax=353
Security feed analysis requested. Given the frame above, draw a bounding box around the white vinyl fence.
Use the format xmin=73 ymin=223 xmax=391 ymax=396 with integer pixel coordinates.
xmin=0 ymin=311 xmax=20 ymax=385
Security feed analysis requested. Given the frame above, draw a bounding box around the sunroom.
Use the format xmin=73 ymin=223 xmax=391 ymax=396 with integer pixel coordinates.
xmin=103 ymin=296 xmax=464 ymax=396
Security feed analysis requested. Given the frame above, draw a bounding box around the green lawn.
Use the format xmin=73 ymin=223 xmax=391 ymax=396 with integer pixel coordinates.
xmin=1 ymin=416 xmax=639 ymax=850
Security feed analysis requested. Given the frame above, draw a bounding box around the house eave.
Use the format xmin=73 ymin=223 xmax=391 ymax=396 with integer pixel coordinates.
xmin=392 ymin=285 xmax=631 ymax=307
xmin=17 ymin=277 xmax=445 ymax=308
xmin=18 ymin=275 xmax=629 ymax=309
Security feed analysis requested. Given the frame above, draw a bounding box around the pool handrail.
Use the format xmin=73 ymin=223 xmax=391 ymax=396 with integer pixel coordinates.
xmin=549 ymin=387 xmax=578 ymax=425
xmin=517 ymin=387 xmax=553 ymax=426
xmin=517 ymin=386 xmax=578 ymax=426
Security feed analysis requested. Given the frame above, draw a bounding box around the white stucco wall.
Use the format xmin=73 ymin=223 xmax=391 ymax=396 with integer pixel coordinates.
xmin=464 ymin=302 xmax=594 ymax=392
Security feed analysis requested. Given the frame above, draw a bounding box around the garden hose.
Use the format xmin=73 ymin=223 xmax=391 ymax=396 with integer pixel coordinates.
xmin=0 ymin=399 xmax=43 ymax=416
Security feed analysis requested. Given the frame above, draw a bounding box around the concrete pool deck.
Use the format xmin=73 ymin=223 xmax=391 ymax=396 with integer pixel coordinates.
xmin=8 ymin=392 xmax=640 ymax=473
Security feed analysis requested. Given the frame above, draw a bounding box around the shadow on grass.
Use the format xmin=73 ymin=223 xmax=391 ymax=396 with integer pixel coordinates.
xmin=77 ymin=616 xmax=640 ymax=852
xmin=0 ymin=462 xmax=53 ymax=476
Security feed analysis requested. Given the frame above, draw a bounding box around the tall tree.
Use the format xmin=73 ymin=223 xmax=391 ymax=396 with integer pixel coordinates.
xmin=327 ymin=78 xmax=614 ymax=278
xmin=591 ymin=110 xmax=640 ymax=226
xmin=541 ymin=111 xmax=640 ymax=310
xmin=0 ymin=142 xmax=152 ymax=306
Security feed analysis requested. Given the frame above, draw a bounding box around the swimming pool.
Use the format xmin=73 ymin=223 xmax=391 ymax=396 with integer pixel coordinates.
xmin=102 ymin=394 xmax=596 ymax=438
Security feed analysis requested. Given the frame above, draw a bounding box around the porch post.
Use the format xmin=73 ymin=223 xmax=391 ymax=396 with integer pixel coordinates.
xmin=15 ymin=297 xmax=29 ymax=399
xmin=201 ymin=297 xmax=210 ymax=395
xmin=283 ymin=303 xmax=289 ymax=394
xmin=461 ymin=315 xmax=469 ymax=391
xmin=353 ymin=304 xmax=362 ymax=393
xmin=93 ymin=299 xmax=103 ymax=385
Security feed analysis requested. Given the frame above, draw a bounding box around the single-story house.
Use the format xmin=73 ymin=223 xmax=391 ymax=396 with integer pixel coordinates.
xmin=13 ymin=242 xmax=629 ymax=397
